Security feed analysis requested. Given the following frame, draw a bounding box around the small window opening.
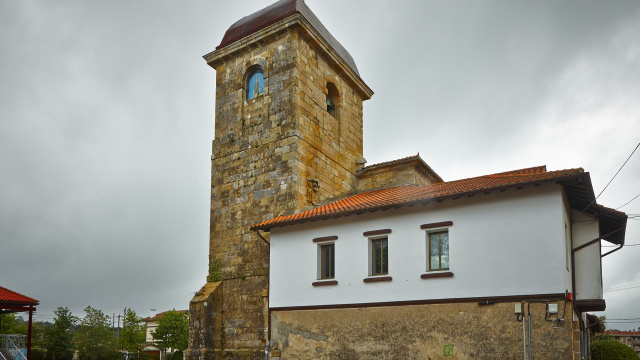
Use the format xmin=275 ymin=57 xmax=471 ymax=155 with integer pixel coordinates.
xmin=246 ymin=67 xmax=264 ymax=100
xmin=326 ymin=83 xmax=339 ymax=117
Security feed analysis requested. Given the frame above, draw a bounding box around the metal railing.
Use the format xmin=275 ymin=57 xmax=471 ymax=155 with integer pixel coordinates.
xmin=0 ymin=335 xmax=27 ymax=360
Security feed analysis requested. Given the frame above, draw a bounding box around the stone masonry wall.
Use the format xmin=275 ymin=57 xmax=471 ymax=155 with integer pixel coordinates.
xmin=208 ymin=33 xmax=301 ymax=358
xmin=358 ymin=164 xmax=438 ymax=192
xmin=271 ymin=301 xmax=574 ymax=360
xmin=291 ymin=31 xmax=366 ymax=204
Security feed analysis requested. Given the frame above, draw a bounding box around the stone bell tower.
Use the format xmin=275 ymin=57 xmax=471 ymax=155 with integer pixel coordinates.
xmin=185 ymin=0 xmax=373 ymax=359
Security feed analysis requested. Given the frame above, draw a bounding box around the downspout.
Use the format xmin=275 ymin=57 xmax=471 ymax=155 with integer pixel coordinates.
xmin=256 ymin=229 xmax=270 ymax=246
xmin=522 ymin=309 xmax=527 ymax=360
xmin=570 ymin=213 xmax=582 ymax=359
xmin=602 ymin=244 xmax=623 ymax=258
xmin=570 ymin=223 xmax=624 ymax=359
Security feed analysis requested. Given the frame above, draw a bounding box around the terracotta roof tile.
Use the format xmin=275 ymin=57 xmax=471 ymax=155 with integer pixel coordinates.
xmin=143 ymin=310 xmax=188 ymax=322
xmin=0 ymin=286 xmax=39 ymax=306
xmin=251 ymin=166 xmax=585 ymax=230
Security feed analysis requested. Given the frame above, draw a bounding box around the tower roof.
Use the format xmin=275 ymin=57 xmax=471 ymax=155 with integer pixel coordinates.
xmin=217 ymin=0 xmax=360 ymax=76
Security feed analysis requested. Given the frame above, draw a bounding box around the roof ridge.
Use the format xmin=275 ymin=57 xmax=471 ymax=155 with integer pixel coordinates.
xmin=362 ymin=154 xmax=421 ymax=169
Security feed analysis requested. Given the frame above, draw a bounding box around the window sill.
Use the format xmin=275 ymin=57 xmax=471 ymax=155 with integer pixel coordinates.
xmin=363 ymin=276 xmax=392 ymax=283
xmin=312 ymin=280 xmax=338 ymax=286
xmin=421 ymin=272 xmax=454 ymax=279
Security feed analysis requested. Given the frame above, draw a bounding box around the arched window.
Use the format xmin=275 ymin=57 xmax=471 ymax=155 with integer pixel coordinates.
xmin=246 ymin=67 xmax=264 ymax=100
xmin=326 ymin=82 xmax=339 ymax=117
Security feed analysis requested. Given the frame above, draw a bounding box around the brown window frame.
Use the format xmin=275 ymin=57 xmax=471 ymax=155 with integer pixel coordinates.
xmin=319 ymin=243 xmax=335 ymax=280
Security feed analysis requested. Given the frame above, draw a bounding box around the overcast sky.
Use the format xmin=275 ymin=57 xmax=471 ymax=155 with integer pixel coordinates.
xmin=1 ymin=0 xmax=639 ymax=330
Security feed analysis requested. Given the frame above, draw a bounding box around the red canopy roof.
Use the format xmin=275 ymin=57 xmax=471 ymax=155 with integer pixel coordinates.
xmin=0 ymin=286 xmax=39 ymax=306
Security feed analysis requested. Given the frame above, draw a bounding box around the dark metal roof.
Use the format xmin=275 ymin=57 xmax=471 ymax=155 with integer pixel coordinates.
xmin=217 ymin=0 xmax=360 ymax=76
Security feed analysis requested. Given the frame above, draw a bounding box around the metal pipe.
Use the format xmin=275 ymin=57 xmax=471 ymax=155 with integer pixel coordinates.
xmin=264 ymin=340 xmax=269 ymax=360
xmin=256 ymin=229 xmax=270 ymax=246
xmin=602 ymin=245 xmax=623 ymax=258
xmin=528 ymin=311 xmax=532 ymax=360
xmin=523 ymin=311 xmax=527 ymax=360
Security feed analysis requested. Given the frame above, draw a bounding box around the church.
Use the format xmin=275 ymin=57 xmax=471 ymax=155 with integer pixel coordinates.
xmin=184 ymin=1 xmax=628 ymax=359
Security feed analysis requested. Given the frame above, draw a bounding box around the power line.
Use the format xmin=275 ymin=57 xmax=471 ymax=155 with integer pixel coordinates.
xmin=606 ymin=282 xmax=640 ymax=290
xmin=595 ymin=141 xmax=640 ymax=200
xmin=617 ymin=192 xmax=640 ymax=209
xmin=579 ymin=140 xmax=640 ymax=214
xmin=604 ymin=284 xmax=640 ymax=293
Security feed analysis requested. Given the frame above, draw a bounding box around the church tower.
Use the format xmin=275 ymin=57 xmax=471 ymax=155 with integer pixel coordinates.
xmin=186 ymin=1 xmax=373 ymax=359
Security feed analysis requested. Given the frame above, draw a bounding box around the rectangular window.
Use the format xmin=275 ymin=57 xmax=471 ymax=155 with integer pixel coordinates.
xmin=371 ymin=238 xmax=388 ymax=275
xmin=320 ymin=243 xmax=335 ymax=279
xmin=429 ymin=231 xmax=449 ymax=271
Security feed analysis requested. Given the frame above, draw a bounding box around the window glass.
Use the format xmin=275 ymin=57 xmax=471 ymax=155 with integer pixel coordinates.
xmin=441 ymin=232 xmax=449 ymax=269
xmin=247 ymin=69 xmax=264 ymax=100
xmin=372 ymin=238 xmax=388 ymax=275
xmin=429 ymin=231 xmax=449 ymax=271
xmin=320 ymin=243 xmax=334 ymax=279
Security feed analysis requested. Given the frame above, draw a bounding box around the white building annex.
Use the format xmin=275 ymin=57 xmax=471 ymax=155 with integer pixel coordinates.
xmin=252 ymin=165 xmax=628 ymax=359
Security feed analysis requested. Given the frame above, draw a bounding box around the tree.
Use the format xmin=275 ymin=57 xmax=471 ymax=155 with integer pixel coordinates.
xmin=119 ymin=308 xmax=146 ymax=355
xmin=44 ymin=307 xmax=77 ymax=360
xmin=75 ymin=306 xmax=120 ymax=360
xmin=0 ymin=313 xmax=27 ymax=335
xmin=151 ymin=310 xmax=188 ymax=355
xmin=591 ymin=339 xmax=640 ymax=360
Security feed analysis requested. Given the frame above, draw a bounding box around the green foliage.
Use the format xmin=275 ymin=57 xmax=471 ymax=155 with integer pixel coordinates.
xmin=591 ymin=340 xmax=640 ymax=360
xmin=595 ymin=333 xmax=613 ymax=341
xmin=30 ymin=348 xmax=47 ymax=360
xmin=31 ymin=321 xmax=50 ymax=349
xmin=44 ymin=307 xmax=77 ymax=360
xmin=0 ymin=313 xmax=27 ymax=335
xmin=151 ymin=310 xmax=188 ymax=352
xmin=119 ymin=308 xmax=146 ymax=354
xmin=75 ymin=306 xmax=120 ymax=360
xmin=166 ymin=351 xmax=183 ymax=360
xmin=208 ymin=258 xmax=222 ymax=282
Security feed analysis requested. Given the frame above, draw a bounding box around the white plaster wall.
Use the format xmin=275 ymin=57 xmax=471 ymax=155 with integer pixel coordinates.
xmin=572 ymin=209 xmax=602 ymax=300
xmin=269 ymin=185 xmax=569 ymax=308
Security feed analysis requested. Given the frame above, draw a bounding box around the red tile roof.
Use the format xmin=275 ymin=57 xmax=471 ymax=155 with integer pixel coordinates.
xmin=0 ymin=286 xmax=39 ymax=306
xmin=251 ymin=166 xmax=587 ymax=230
xmin=606 ymin=330 xmax=640 ymax=336
xmin=143 ymin=310 xmax=188 ymax=322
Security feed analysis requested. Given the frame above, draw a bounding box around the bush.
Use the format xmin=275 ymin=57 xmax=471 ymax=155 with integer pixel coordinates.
xmin=591 ymin=340 xmax=639 ymax=360
xmin=30 ymin=348 xmax=46 ymax=360
xmin=166 ymin=351 xmax=183 ymax=360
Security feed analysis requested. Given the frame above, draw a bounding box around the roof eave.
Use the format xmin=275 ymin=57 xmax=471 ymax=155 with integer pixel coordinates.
xmin=251 ymin=172 xmax=588 ymax=231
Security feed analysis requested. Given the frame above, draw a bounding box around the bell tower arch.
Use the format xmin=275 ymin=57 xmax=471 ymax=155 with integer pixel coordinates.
xmin=186 ymin=1 xmax=372 ymax=359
